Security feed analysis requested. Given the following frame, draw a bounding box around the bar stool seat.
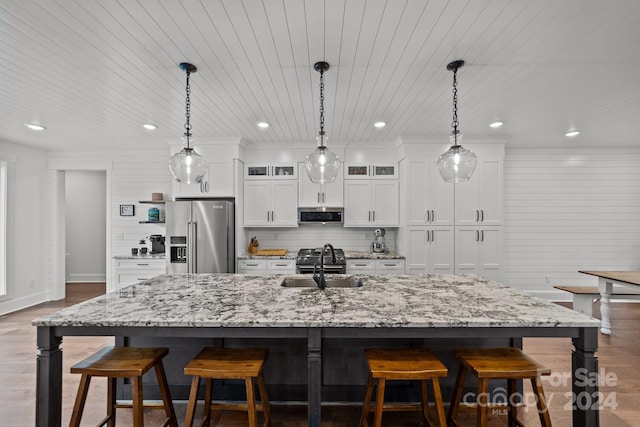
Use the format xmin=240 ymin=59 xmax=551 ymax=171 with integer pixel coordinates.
xmin=448 ymin=347 xmax=552 ymax=427
xmin=69 ymin=346 xmax=178 ymax=427
xmin=359 ymin=348 xmax=448 ymax=427
xmin=183 ymin=347 xmax=271 ymax=427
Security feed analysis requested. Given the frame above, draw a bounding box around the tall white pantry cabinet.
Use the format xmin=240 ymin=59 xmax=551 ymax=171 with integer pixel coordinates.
xmin=401 ymin=142 xmax=504 ymax=281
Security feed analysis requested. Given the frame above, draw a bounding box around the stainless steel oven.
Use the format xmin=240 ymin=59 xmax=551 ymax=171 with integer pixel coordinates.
xmin=295 ymin=248 xmax=346 ymax=274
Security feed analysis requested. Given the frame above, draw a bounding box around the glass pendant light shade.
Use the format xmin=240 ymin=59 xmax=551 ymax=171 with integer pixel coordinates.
xmin=437 ymin=133 xmax=477 ymax=183
xmin=169 ymin=145 xmax=207 ymax=184
xmin=306 ymin=61 xmax=340 ymax=184
xmin=170 ymin=62 xmax=208 ymax=184
xmin=438 ymin=59 xmax=477 ymax=183
xmin=305 ymin=133 xmax=340 ymax=183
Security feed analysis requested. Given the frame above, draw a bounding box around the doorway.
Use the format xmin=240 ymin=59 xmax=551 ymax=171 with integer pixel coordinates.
xmin=64 ymin=171 xmax=106 ymax=293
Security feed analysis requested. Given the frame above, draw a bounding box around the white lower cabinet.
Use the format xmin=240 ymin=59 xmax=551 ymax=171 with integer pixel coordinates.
xmin=454 ymin=226 xmax=502 ymax=281
xmin=347 ymin=259 xmax=405 ymax=274
xmin=113 ymin=259 xmax=166 ymax=290
xmin=237 ymin=259 xmax=295 ymax=274
xmin=406 ymin=227 xmax=454 ymax=274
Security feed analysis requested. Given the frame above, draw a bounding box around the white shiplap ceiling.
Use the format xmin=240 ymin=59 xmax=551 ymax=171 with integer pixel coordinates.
xmin=1 ymin=0 xmax=639 ymax=152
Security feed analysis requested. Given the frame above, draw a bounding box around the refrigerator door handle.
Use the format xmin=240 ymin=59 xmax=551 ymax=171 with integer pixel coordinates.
xmin=187 ymin=221 xmax=197 ymax=273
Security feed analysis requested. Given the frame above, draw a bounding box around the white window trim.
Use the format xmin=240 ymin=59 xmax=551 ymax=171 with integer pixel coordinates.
xmin=0 ymin=161 xmax=7 ymax=296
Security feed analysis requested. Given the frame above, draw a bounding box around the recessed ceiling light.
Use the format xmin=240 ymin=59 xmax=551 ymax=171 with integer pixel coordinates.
xmin=489 ymin=121 xmax=503 ymax=128
xmin=565 ymin=130 xmax=580 ymax=137
xmin=25 ymin=123 xmax=46 ymax=131
xmin=374 ymin=121 xmax=386 ymax=128
xmin=257 ymin=122 xmax=269 ymax=129
xmin=143 ymin=124 xmax=157 ymax=130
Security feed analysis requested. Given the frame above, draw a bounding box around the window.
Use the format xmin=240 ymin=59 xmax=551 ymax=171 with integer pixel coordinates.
xmin=0 ymin=161 xmax=6 ymax=296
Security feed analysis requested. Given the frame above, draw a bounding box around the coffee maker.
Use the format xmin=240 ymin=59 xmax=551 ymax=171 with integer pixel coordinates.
xmin=149 ymin=234 xmax=165 ymax=254
xmin=370 ymin=228 xmax=388 ymax=254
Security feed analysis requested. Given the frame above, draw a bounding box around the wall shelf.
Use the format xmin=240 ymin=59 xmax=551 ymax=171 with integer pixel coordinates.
xmin=139 ymin=221 xmax=165 ymax=224
xmin=139 ymin=200 xmax=165 ymax=204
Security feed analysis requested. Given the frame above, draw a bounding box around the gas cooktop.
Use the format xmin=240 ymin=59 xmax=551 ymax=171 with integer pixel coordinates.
xmin=296 ymin=248 xmax=346 ymax=265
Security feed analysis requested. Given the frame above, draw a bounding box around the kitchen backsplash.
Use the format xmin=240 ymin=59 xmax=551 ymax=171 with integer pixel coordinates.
xmin=243 ymin=227 xmax=396 ymax=253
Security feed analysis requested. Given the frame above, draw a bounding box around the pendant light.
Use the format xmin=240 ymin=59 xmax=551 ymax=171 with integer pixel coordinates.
xmin=305 ymin=61 xmax=340 ymax=184
xmin=169 ymin=62 xmax=207 ymax=184
xmin=437 ymin=60 xmax=477 ymax=183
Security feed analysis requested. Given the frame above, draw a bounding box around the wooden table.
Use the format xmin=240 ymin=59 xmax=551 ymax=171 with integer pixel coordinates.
xmin=579 ymin=271 xmax=640 ymax=334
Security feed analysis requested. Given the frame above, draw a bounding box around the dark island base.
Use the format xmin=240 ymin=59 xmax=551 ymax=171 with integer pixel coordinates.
xmin=117 ymin=335 xmax=522 ymax=404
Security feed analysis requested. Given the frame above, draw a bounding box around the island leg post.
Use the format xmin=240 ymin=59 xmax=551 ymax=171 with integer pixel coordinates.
xmin=572 ymin=327 xmax=599 ymax=427
xmin=36 ymin=327 xmax=63 ymax=427
xmin=598 ymin=278 xmax=613 ymax=335
xmin=308 ymin=328 xmax=322 ymax=427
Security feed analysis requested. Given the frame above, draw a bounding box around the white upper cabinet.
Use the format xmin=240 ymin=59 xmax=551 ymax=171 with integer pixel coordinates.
xmin=245 ymin=163 xmax=297 ymax=180
xmin=406 ymin=159 xmax=454 ymax=226
xmin=344 ymin=163 xmax=397 ymax=179
xmin=298 ymin=162 xmax=344 ymax=207
xmin=455 ymin=157 xmax=503 ymax=226
xmin=344 ymin=180 xmax=399 ymax=227
xmin=244 ymin=180 xmax=298 ymax=227
xmin=171 ymin=142 xmax=238 ymax=199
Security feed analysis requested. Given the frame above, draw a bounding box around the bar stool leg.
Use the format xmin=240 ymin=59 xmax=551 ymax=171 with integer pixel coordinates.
xmin=184 ymin=375 xmax=200 ymax=427
xmin=447 ymin=364 xmax=468 ymax=426
xmin=245 ymin=376 xmax=258 ymax=427
xmin=154 ymin=361 xmax=178 ymax=426
xmin=359 ymin=373 xmax=374 ymax=427
xmin=532 ymin=376 xmax=552 ymax=427
xmin=476 ymin=377 xmax=489 ymax=427
xmin=257 ymin=372 xmax=271 ymax=426
xmin=373 ymin=378 xmax=386 ymax=427
xmin=69 ymin=374 xmax=92 ymax=427
xmin=203 ymin=378 xmax=213 ymax=424
xmin=507 ymin=378 xmax=517 ymax=427
xmin=431 ymin=377 xmax=447 ymax=427
xmin=107 ymin=377 xmax=117 ymax=427
xmin=420 ymin=379 xmax=430 ymax=423
xmin=131 ymin=376 xmax=144 ymax=427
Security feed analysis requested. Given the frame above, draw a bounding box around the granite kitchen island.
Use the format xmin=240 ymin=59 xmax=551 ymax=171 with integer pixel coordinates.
xmin=34 ymin=273 xmax=600 ymax=426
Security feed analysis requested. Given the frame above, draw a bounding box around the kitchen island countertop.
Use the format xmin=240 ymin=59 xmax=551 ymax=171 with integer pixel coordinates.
xmin=34 ymin=273 xmax=596 ymax=329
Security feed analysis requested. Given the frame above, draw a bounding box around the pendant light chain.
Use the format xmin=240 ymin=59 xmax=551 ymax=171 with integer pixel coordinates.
xmin=319 ymin=68 xmax=325 ymax=137
xmin=184 ymin=69 xmax=192 ymax=148
xmin=451 ymin=66 xmax=459 ymax=145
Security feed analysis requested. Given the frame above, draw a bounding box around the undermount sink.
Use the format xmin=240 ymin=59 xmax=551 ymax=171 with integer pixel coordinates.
xmin=280 ymin=276 xmax=363 ymax=288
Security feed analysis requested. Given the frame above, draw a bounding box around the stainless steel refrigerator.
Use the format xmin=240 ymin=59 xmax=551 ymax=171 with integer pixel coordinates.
xmin=166 ymin=200 xmax=235 ymax=273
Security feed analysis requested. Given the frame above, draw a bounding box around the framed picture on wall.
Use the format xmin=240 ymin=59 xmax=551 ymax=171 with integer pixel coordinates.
xmin=120 ymin=204 xmax=135 ymax=216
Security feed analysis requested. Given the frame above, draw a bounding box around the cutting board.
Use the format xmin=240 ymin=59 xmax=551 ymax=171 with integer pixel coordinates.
xmin=255 ymin=249 xmax=288 ymax=256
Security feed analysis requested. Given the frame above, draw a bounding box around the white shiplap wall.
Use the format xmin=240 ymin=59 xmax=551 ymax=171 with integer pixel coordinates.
xmin=502 ymin=148 xmax=640 ymax=299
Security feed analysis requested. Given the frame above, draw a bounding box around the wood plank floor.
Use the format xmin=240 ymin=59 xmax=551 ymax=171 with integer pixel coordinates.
xmin=1 ymin=284 xmax=638 ymax=426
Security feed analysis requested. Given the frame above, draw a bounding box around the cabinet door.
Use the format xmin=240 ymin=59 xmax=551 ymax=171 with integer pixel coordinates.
xmin=375 ymin=259 xmax=405 ymax=274
xmin=344 ymin=164 xmax=371 ymax=179
xmin=344 ymin=181 xmax=372 ymax=226
xmin=406 ymin=227 xmax=453 ymax=274
xmin=454 ymin=227 xmax=479 ymax=275
xmin=244 ymin=181 xmax=271 ymax=226
xmin=271 ymin=181 xmax=298 ymax=226
xmin=406 ymin=160 xmax=453 ymax=226
xmin=454 ymin=226 xmax=501 ymax=281
xmin=372 ymin=165 xmax=397 ymax=179
xmin=455 ymin=158 xmax=503 ymax=225
xmin=406 ymin=161 xmax=429 ymax=225
xmin=172 ymin=169 xmax=209 ymax=199
xmin=371 ymin=181 xmax=399 ymax=226
xmin=430 ymin=228 xmax=454 ymax=274
xmin=299 ymin=163 xmax=344 ymax=207
xmin=477 ymin=227 xmax=501 ymax=281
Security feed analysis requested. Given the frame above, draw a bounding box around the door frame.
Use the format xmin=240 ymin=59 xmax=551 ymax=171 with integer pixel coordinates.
xmin=48 ymin=159 xmax=112 ymax=300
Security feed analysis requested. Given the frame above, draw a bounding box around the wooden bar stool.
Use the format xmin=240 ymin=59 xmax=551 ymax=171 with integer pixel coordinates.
xmin=183 ymin=347 xmax=271 ymax=427
xmin=448 ymin=347 xmax=552 ymax=427
xmin=69 ymin=346 xmax=178 ymax=427
xmin=359 ymin=348 xmax=448 ymax=427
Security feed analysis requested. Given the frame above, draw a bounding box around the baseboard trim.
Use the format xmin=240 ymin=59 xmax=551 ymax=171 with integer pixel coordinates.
xmin=0 ymin=291 xmax=50 ymax=316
